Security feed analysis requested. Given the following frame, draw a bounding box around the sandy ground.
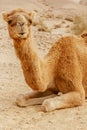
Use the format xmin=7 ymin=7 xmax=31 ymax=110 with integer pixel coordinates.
xmin=0 ymin=0 xmax=87 ymax=130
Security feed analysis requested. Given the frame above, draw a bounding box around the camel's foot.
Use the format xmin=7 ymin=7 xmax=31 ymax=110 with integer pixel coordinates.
xmin=16 ymin=94 xmax=27 ymax=107
xmin=41 ymin=98 xmax=55 ymax=112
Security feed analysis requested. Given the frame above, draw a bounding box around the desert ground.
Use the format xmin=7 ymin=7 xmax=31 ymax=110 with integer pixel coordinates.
xmin=0 ymin=0 xmax=87 ymax=130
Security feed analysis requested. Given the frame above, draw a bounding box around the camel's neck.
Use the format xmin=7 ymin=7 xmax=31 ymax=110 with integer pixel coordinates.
xmin=13 ymin=32 xmax=46 ymax=92
xmin=14 ymin=34 xmax=34 ymax=60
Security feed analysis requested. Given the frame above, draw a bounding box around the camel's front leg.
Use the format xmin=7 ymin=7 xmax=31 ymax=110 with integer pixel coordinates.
xmin=42 ymin=90 xmax=85 ymax=112
xmin=16 ymin=90 xmax=56 ymax=107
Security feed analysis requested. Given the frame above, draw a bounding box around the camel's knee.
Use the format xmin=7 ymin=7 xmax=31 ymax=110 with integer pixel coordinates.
xmin=16 ymin=94 xmax=27 ymax=107
xmin=41 ymin=98 xmax=57 ymax=112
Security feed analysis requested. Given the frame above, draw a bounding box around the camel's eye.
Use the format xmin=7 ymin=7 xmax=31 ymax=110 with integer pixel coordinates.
xmin=28 ymin=19 xmax=32 ymax=24
xmin=9 ymin=21 xmax=16 ymax=27
xmin=8 ymin=20 xmax=12 ymax=24
xmin=81 ymin=33 xmax=87 ymax=38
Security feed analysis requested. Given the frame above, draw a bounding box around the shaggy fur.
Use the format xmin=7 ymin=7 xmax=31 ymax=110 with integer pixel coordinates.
xmin=3 ymin=9 xmax=87 ymax=112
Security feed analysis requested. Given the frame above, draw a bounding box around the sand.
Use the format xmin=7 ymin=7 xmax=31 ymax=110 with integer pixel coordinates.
xmin=0 ymin=0 xmax=87 ymax=130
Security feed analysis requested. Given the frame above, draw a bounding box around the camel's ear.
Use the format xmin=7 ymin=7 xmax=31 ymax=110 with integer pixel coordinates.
xmin=28 ymin=12 xmax=36 ymax=24
xmin=3 ymin=13 xmax=9 ymax=22
xmin=3 ymin=12 xmax=13 ymax=25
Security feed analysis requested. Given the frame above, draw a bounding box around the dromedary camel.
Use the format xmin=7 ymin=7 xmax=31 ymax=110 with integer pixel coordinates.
xmin=3 ymin=9 xmax=87 ymax=112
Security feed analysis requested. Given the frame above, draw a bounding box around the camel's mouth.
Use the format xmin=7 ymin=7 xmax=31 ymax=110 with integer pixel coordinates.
xmin=17 ymin=32 xmax=28 ymax=38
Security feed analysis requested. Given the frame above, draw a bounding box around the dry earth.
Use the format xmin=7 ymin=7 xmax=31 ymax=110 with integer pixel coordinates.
xmin=0 ymin=0 xmax=87 ymax=130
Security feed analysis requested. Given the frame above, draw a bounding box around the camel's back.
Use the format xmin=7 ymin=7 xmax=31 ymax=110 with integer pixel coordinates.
xmin=46 ymin=35 xmax=87 ymax=95
xmin=60 ymin=36 xmax=87 ymax=95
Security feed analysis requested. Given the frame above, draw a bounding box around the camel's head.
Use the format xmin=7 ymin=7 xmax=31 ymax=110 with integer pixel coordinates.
xmin=3 ymin=9 xmax=34 ymax=40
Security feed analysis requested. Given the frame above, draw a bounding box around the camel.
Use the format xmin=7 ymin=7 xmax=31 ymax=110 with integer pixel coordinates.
xmin=3 ymin=9 xmax=87 ymax=112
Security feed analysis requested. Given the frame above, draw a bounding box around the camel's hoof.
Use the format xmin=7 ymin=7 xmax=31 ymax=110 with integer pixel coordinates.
xmin=16 ymin=94 xmax=27 ymax=107
xmin=41 ymin=99 xmax=55 ymax=112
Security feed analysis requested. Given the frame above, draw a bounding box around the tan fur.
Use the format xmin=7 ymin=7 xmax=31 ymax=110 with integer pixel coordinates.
xmin=3 ymin=9 xmax=87 ymax=112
